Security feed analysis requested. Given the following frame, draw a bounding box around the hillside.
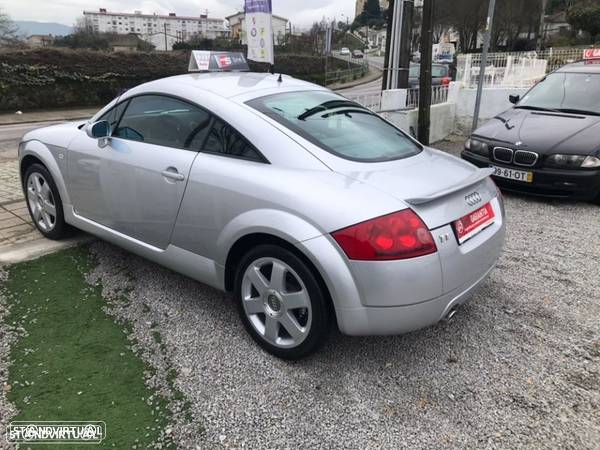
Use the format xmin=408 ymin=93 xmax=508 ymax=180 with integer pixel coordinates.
xmin=15 ymin=21 xmax=73 ymax=37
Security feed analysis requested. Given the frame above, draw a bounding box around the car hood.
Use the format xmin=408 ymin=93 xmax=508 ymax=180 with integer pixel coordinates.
xmin=474 ymin=108 xmax=600 ymax=156
xmin=335 ymin=148 xmax=497 ymax=229
xmin=22 ymin=121 xmax=84 ymax=149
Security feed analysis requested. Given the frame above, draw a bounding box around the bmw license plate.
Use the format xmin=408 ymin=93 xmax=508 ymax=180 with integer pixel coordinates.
xmin=453 ymin=203 xmax=496 ymax=244
xmin=491 ymin=165 xmax=533 ymax=183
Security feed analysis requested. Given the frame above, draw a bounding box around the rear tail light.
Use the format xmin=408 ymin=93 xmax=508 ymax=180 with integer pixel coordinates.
xmin=332 ymin=209 xmax=437 ymax=261
xmin=441 ymin=77 xmax=451 ymax=86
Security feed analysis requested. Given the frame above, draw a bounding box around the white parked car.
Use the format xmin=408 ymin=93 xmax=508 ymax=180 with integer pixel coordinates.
xmin=340 ymin=47 xmax=351 ymax=56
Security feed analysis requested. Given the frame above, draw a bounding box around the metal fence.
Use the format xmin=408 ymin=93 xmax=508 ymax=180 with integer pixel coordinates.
xmin=404 ymin=85 xmax=450 ymax=110
xmin=343 ymin=85 xmax=450 ymax=112
xmin=456 ymin=48 xmax=587 ymax=89
xmin=344 ymin=91 xmax=384 ymax=111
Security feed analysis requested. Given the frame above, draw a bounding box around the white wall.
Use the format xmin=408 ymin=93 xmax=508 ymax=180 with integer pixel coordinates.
xmin=449 ymin=82 xmax=529 ymax=134
xmin=377 ymin=83 xmax=531 ymax=141
xmin=382 ymin=103 xmax=457 ymax=144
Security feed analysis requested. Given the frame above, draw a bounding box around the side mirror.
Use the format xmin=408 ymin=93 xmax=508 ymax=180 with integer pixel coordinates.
xmin=87 ymin=120 xmax=111 ymax=139
xmin=509 ymin=94 xmax=520 ymax=105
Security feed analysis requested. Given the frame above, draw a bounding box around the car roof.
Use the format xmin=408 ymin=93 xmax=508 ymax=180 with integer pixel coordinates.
xmin=135 ymin=72 xmax=327 ymax=102
xmin=556 ymin=60 xmax=600 ymax=74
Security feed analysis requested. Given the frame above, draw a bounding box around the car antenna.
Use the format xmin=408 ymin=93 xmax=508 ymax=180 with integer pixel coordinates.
xmin=278 ymin=73 xmax=283 ymax=83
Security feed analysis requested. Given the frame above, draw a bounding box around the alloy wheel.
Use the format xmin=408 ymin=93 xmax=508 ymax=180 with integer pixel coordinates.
xmin=26 ymin=172 xmax=57 ymax=232
xmin=241 ymin=257 xmax=312 ymax=348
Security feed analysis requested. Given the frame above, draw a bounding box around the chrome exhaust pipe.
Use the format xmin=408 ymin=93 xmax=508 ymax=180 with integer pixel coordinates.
xmin=443 ymin=306 xmax=459 ymax=323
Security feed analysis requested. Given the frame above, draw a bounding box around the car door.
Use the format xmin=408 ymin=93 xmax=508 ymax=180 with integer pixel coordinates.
xmin=67 ymin=94 xmax=212 ymax=249
xmin=170 ymin=116 xmax=268 ymax=261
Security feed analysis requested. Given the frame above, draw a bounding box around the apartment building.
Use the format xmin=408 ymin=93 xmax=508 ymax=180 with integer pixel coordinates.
xmin=83 ymin=8 xmax=229 ymax=50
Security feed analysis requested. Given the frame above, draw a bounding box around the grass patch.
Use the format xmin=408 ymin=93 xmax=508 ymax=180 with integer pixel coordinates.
xmin=3 ymin=246 xmax=171 ymax=448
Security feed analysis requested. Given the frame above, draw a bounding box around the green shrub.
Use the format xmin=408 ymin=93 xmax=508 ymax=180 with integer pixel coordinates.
xmin=0 ymin=48 xmax=356 ymax=111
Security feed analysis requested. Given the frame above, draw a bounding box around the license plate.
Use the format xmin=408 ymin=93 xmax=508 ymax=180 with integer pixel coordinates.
xmin=453 ymin=203 xmax=496 ymax=244
xmin=491 ymin=165 xmax=533 ymax=183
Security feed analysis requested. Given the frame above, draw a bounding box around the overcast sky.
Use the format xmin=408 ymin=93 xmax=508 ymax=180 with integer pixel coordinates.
xmin=1 ymin=0 xmax=356 ymax=29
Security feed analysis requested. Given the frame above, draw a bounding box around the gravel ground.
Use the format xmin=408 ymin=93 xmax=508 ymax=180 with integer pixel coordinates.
xmin=85 ymin=138 xmax=600 ymax=449
xmin=0 ymin=268 xmax=19 ymax=450
xmin=1 ymin=137 xmax=599 ymax=449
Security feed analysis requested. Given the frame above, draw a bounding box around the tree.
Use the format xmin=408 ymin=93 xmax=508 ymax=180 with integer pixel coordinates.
xmin=491 ymin=0 xmax=542 ymax=51
xmin=357 ymin=0 xmax=384 ymax=27
xmin=567 ymin=0 xmax=600 ymax=42
xmin=53 ymin=32 xmax=110 ymax=50
xmin=0 ymin=9 xmax=19 ymax=46
xmin=309 ymin=21 xmax=327 ymax=55
xmin=547 ymin=0 xmax=569 ymax=14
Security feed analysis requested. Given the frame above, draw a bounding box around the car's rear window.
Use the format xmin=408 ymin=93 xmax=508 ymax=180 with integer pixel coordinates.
xmin=247 ymin=91 xmax=421 ymax=162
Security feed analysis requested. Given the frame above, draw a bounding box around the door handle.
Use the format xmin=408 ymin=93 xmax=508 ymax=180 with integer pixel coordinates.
xmin=161 ymin=168 xmax=185 ymax=182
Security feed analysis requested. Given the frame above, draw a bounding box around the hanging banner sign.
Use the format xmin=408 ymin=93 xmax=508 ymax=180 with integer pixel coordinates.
xmin=245 ymin=0 xmax=274 ymax=64
xmin=433 ymin=43 xmax=455 ymax=63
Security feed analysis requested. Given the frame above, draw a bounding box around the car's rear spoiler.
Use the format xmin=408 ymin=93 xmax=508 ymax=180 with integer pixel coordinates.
xmin=404 ymin=168 xmax=494 ymax=205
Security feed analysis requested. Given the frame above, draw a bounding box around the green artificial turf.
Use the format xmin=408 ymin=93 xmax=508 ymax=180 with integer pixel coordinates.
xmin=3 ymin=246 xmax=171 ymax=448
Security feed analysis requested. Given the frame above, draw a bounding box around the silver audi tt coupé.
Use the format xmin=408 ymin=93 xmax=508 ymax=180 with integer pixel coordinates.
xmin=19 ymin=69 xmax=505 ymax=359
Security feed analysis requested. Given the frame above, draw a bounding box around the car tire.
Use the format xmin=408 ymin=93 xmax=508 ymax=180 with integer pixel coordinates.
xmin=234 ymin=244 xmax=331 ymax=360
xmin=23 ymin=163 xmax=70 ymax=240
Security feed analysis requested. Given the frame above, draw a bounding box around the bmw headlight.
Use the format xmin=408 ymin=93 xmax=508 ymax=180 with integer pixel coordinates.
xmin=465 ymin=138 xmax=489 ymax=156
xmin=582 ymin=156 xmax=600 ymax=168
xmin=545 ymin=154 xmax=600 ymax=169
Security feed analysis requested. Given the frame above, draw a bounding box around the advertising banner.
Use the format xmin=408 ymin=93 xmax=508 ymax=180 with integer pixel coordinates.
xmin=583 ymin=48 xmax=600 ymax=61
xmin=188 ymin=51 xmax=250 ymax=72
xmin=433 ymin=42 xmax=455 ymax=63
xmin=245 ymin=0 xmax=274 ymax=64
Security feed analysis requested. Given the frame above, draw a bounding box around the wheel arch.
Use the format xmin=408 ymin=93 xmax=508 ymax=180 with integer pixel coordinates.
xmin=224 ymin=232 xmax=336 ymax=325
xmin=20 ymin=142 xmax=71 ymax=205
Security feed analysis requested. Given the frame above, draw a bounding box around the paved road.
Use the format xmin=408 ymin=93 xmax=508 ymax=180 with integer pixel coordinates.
xmin=0 ymin=122 xmax=60 ymax=161
xmin=332 ymin=52 xmax=385 ymax=98
xmin=336 ymin=76 xmax=383 ymax=97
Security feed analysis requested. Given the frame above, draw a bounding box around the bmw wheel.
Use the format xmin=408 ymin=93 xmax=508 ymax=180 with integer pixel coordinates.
xmin=24 ymin=163 xmax=69 ymax=240
xmin=234 ymin=244 xmax=331 ymax=360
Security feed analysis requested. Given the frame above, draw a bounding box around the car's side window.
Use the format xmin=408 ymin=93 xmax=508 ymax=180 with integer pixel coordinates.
xmin=99 ymin=100 xmax=129 ymax=131
xmin=203 ymin=117 xmax=264 ymax=162
xmin=112 ymin=95 xmax=211 ymax=150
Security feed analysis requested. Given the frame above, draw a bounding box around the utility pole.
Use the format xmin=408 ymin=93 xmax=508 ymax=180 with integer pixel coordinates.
xmin=417 ymin=0 xmax=434 ymax=145
xmin=536 ymin=0 xmax=548 ymax=52
xmin=382 ymin=0 xmax=413 ymax=90
xmin=472 ymin=0 xmax=497 ymax=132
xmin=382 ymin=0 xmax=395 ymax=89
xmin=164 ymin=23 xmax=168 ymax=51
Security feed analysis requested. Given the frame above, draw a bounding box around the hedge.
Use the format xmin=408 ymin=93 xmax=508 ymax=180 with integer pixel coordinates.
xmin=0 ymin=48 xmax=354 ymax=111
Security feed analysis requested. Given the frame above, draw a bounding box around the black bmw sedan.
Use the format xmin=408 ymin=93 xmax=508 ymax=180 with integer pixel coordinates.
xmin=462 ymin=60 xmax=600 ymax=203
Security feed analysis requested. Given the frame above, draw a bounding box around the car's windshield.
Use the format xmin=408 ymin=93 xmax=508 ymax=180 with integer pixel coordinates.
xmin=517 ymin=72 xmax=600 ymax=115
xmin=409 ymin=65 xmax=448 ymax=78
xmin=247 ymin=91 xmax=421 ymax=162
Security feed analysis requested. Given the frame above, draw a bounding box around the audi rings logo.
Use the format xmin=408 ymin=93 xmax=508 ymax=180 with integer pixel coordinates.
xmin=465 ymin=192 xmax=482 ymax=207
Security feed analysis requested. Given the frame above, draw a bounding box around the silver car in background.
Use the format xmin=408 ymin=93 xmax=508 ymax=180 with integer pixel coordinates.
xmin=19 ymin=71 xmax=505 ymax=359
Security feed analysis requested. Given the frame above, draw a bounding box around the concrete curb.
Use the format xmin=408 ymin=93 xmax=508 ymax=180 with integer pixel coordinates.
xmin=0 ymin=234 xmax=95 ymax=265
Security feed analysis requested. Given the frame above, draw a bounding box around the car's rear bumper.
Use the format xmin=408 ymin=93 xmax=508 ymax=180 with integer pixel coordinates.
xmin=297 ymin=197 xmax=505 ymax=336
xmin=334 ymin=264 xmax=494 ymax=336
xmin=462 ymin=150 xmax=600 ymax=201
